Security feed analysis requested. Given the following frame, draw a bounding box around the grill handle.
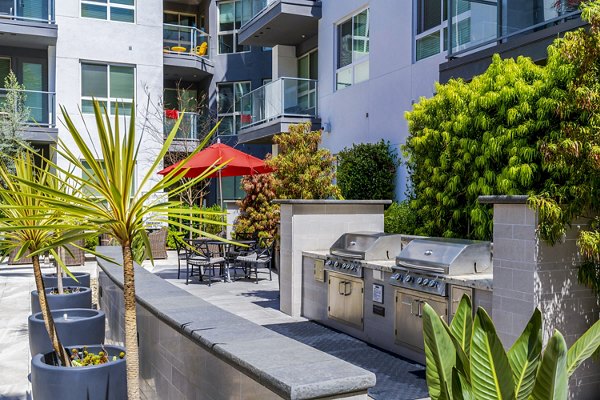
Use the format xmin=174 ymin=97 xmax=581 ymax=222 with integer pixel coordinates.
xmin=397 ymin=261 xmax=446 ymax=274
xmin=344 ymin=282 xmax=352 ymax=296
xmin=330 ymin=250 xmax=363 ymax=259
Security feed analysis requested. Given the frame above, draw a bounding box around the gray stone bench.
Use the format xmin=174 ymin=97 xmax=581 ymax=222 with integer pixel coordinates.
xmin=96 ymin=246 xmax=375 ymax=400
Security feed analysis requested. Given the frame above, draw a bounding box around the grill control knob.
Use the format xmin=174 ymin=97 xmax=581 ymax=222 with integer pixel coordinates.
xmin=325 ymin=259 xmax=332 ymax=266
xmin=403 ymin=275 xmax=412 ymax=283
xmin=416 ymin=277 xmax=423 ymax=285
xmin=429 ymin=280 xmax=437 ymax=287
xmin=334 ymin=261 xmax=339 ymax=268
xmin=422 ymin=278 xmax=429 ymax=286
xmin=397 ymin=274 xmax=403 ymax=281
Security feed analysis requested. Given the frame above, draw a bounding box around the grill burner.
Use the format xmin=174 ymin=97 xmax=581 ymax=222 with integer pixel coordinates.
xmin=326 ymin=232 xmax=403 ymax=278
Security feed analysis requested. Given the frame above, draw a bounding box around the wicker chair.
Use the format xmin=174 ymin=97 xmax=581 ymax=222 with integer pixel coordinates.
xmin=148 ymin=227 xmax=168 ymax=260
xmin=59 ymin=240 xmax=85 ymax=266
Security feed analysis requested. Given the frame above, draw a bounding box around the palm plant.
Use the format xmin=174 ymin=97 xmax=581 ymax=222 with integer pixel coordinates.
xmin=423 ymin=295 xmax=600 ymax=399
xmin=0 ymin=151 xmax=94 ymax=366
xmin=19 ymin=100 xmax=226 ymax=399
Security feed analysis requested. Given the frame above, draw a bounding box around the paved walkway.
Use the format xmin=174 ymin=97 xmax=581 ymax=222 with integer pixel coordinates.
xmin=0 ymin=252 xmax=429 ymax=400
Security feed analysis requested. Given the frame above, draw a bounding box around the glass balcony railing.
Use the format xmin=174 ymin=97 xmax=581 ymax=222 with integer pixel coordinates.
xmin=239 ymin=77 xmax=318 ymax=129
xmin=164 ymin=111 xmax=204 ymax=140
xmin=0 ymin=89 xmax=56 ymax=128
xmin=447 ymin=0 xmax=581 ymax=57
xmin=0 ymin=0 xmax=55 ymax=23
xmin=163 ymin=24 xmax=210 ymax=60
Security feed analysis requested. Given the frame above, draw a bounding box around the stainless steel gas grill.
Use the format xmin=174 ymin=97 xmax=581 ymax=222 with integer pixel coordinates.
xmin=325 ymin=231 xmax=403 ymax=278
xmin=325 ymin=232 xmax=403 ymax=329
xmin=390 ymin=238 xmax=492 ymax=351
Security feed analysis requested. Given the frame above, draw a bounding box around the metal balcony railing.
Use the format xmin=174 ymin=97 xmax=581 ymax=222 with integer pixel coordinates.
xmin=164 ymin=111 xmax=204 ymax=140
xmin=0 ymin=0 xmax=55 ymax=23
xmin=239 ymin=77 xmax=318 ymax=129
xmin=163 ymin=24 xmax=210 ymax=60
xmin=0 ymin=89 xmax=56 ymax=128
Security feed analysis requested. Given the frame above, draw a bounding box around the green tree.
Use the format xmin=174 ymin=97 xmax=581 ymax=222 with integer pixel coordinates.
xmin=337 ymin=140 xmax=399 ymax=200
xmin=20 ymin=101 xmax=225 ymax=399
xmin=268 ymin=123 xmax=341 ymax=199
xmin=0 ymin=71 xmax=29 ymax=171
xmin=234 ymin=172 xmax=279 ymax=240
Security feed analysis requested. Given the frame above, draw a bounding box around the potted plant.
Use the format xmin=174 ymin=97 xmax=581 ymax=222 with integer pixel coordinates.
xmin=30 ymin=286 xmax=92 ymax=314
xmin=22 ymin=101 xmax=228 ymax=399
xmin=31 ymin=345 xmax=127 ymax=400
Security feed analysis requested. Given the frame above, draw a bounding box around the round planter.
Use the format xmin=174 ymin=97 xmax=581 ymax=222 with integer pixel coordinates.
xmin=42 ymin=272 xmax=90 ymax=288
xmin=31 ymin=345 xmax=126 ymax=400
xmin=28 ymin=308 xmax=105 ymax=356
xmin=31 ymin=287 xmax=92 ymax=314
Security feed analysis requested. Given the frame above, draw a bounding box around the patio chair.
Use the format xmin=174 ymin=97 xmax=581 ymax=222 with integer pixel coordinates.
xmin=235 ymin=237 xmax=274 ymax=284
xmin=148 ymin=227 xmax=168 ymax=260
xmin=185 ymin=240 xmax=226 ymax=286
xmin=59 ymin=239 xmax=85 ymax=266
xmin=174 ymin=235 xmax=189 ymax=279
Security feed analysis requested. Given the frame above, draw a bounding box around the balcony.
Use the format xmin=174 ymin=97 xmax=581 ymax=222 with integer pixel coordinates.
xmin=237 ymin=77 xmax=319 ymax=144
xmin=0 ymin=89 xmax=57 ymax=142
xmin=238 ymin=0 xmax=321 ymax=47
xmin=163 ymin=24 xmax=214 ymax=81
xmin=440 ymin=0 xmax=584 ymax=81
xmin=0 ymin=0 xmax=56 ymax=47
xmin=164 ymin=111 xmax=205 ymax=150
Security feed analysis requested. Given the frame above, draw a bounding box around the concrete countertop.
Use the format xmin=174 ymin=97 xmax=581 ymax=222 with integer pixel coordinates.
xmin=302 ymin=250 xmax=493 ymax=290
xmin=97 ymin=246 xmax=376 ymax=400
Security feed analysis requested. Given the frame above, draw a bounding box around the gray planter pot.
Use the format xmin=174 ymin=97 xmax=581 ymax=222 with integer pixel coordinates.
xmin=31 ymin=287 xmax=93 ymax=314
xmin=28 ymin=308 xmax=105 ymax=356
xmin=31 ymin=345 xmax=126 ymax=400
xmin=42 ymin=272 xmax=90 ymax=288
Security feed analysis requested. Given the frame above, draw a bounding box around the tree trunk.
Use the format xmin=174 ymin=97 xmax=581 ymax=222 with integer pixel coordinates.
xmin=56 ymin=257 xmax=63 ymax=295
xmin=32 ymin=255 xmax=70 ymax=366
xmin=122 ymin=242 xmax=140 ymax=400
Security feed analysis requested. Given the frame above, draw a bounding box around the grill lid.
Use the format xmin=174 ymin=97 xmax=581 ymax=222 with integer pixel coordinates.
xmin=395 ymin=237 xmax=492 ymax=275
xmin=330 ymin=231 xmax=402 ymax=261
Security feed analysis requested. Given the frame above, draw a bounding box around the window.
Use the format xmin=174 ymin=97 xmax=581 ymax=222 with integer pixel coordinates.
xmin=81 ymin=0 xmax=135 ymax=23
xmin=298 ymin=50 xmax=318 ymax=111
xmin=218 ymin=0 xmax=262 ymax=54
xmin=336 ymin=9 xmax=369 ymax=90
xmin=163 ymin=11 xmax=197 ymax=27
xmin=0 ymin=58 xmax=11 ymax=87
xmin=81 ymin=63 xmax=135 ymax=114
xmin=415 ymin=0 xmax=471 ymax=61
xmin=217 ymin=81 xmax=251 ymax=135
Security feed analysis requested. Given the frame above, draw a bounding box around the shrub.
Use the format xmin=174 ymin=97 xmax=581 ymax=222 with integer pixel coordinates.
xmin=234 ymin=172 xmax=279 ymax=240
xmin=384 ymin=201 xmax=418 ymax=235
xmin=84 ymin=235 xmax=99 ymax=251
xmin=337 ymin=140 xmax=398 ymax=200
xmin=168 ymin=204 xmax=224 ymax=244
xmin=267 ymin=123 xmax=341 ymax=199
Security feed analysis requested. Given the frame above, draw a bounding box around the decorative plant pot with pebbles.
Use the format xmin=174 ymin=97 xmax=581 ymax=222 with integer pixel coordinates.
xmin=28 ymin=308 xmax=105 ymax=356
xmin=31 ymin=345 xmax=126 ymax=400
xmin=31 ymin=287 xmax=92 ymax=314
xmin=42 ymin=272 xmax=91 ymax=288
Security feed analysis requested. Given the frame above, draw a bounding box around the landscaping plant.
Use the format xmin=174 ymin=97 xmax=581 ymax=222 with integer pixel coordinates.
xmin=21 ymin=101 xmax=225 ymax=399
xmin=0 ymin=71 xmax=29 ymax=175
xmin=336 ymin=140 xmax=399 ymax=201
xmin=267 ymin=122 xmax=341 ymax=200
xmin=423 ymin=295 xmax=600 ymax=400
xmin=0 ymin=151 xmax=95 ymax=366
xmin=234 ymin=171 xmax=279 ymax=240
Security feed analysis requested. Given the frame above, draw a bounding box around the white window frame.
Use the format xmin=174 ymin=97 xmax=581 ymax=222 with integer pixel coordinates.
xmin=217 ymin=81 xmax=251 ymax=135
xmin=80 ymin=62 xmax=136 ymax=115
xmin=335 ymin=7 xmax=370 ymax=91
xmin=217 ymin=0 xmax=251 ymax=55
xmin=414 ymin=0 xmax=471 ymax=62
xmin=298 ymin=49 xmax=318 ymax=109
xmin=80 ymin=0 xmax=136 ymax=23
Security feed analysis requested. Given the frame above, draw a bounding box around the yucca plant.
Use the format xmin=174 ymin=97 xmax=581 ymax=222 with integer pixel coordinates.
xmin=423 ymin=295 xmax=600 ymax=400
xmin=0 ymin=151 xmax=96 ymax=366
xmin=17 ymin=100 xmax=227 ymax=399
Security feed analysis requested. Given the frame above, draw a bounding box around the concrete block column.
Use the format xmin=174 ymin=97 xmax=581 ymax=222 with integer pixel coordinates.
xmin=274 ymin=200 xmax=390 ymax=317
xmin=480 ymin=195 xmax=600 ymax=398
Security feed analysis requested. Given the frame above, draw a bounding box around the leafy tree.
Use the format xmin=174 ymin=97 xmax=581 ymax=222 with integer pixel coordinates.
xmin=234 ymin=172 xmax=279 ymax=240
xmin=21 ymin=101 xmax=225 ymax=399
xmin=405 ymin=54 xmax=550 ymax=239
xmin=0 ymin=71 xmax=29 ymax=172
xmin=268 ymin=122 xmax=341 ymax=199
xmin=384 ymin=201 xmax=418 ymax=235
xmin=337 ymin=140 xmax=399 ymax=200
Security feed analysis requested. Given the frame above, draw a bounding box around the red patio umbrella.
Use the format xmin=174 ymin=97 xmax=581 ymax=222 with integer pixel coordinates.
xmin=158 ymin=140 xmax=273 ymax=208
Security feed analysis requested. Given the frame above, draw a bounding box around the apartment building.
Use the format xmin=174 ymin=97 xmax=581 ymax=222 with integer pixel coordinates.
xmin=235 ymin=0 xmax=585 ymax=200
xmin=1 ymin=0 xmax=272 ymax=203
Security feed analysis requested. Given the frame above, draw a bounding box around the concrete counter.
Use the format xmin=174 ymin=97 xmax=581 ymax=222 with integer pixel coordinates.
xmin=96 ymin=246 xmax=376 ymax=400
